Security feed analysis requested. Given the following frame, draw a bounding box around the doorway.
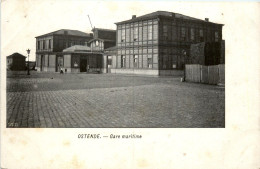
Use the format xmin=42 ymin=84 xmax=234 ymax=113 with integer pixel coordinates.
xmin=56 ymin=56 xmax=63 ymax=72
xmin=80 ymin=58 xmax=88 ymax=72
xmin=40 ymin=55 xmax=44 ymax=71
xmin=107 ymin=56 xmax=112 ymax=73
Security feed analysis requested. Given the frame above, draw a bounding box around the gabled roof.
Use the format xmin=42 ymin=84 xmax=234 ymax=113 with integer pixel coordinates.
xmin=7 ymin=53 xmax=26 ymax=58
xmin=35 ymin=29 xmax=93 ymax=38
xmin=63 ymin=45 xmax=91 ymax=52
xmin=115 ymin=11 xmax=223 ymax=25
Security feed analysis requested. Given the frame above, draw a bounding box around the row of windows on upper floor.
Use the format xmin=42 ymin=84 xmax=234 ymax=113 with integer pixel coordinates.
xmin=37 ymin=39 xmax=88 ymax=50
xmin=117 ymin=24 xmax=220 ymax=43
xmin=37 ymin=39 xmax=52 ymax=50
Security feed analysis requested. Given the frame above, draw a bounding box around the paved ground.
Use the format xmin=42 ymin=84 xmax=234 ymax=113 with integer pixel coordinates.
xmin=6 ymin=71 xmax=225 ymax=128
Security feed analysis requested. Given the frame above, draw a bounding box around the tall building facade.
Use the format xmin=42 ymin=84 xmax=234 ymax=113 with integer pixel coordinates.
xmin=110 ymin=11 xmax=224 ymax=76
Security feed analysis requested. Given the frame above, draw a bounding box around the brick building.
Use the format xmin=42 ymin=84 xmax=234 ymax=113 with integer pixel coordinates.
xmin=108 ymin=11 xmax=224 ymax=76
xmin=7 ymin=53 xmax=26 ymax=71
xmin=35 ymin=29 xmax=93 ymax=72
xmin=36 ymin=28 xmax=116 ymax=73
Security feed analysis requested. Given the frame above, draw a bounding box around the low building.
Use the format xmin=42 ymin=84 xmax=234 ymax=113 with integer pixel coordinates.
xmin=7 ymin=53 xmax=26 ymax=71
xmin=62 ymin=45 xmax=103 ymax=73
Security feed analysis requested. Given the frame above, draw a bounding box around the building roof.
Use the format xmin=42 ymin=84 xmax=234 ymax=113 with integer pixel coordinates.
xmin=92 ymin=28 xmax=116 ymax=32
xmin=63 ymin=45 xmax=91 ymax=53
xmin=7 ymin=52 xmax=26 ymax=58
xmin=88 ymin=38 xmax=116 ymax=43
xmin=104 ymin=46 xmax=117 ymax=51
xmin=115 ymin=11 xmax=223 ymax=25
xmin=35 ymin=29 xmax=93 ymax=38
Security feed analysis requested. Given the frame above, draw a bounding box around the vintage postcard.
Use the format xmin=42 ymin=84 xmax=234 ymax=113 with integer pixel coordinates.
xmin=1 ymin=0 xmax=259 ymax=168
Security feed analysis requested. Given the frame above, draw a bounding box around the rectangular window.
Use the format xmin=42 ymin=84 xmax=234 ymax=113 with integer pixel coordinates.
xmin=134 ymin=55 xmax=138 ymax=68
xmin=190 ymin=28 xmax=195 ymax=41
xmin=49 ymin=39 xmax=52 ymax=49
xmin=215 ymin=31 xmax=219 ymax=42
xmin=139 ymin=27 xmax=142 ymax=41
xmin=163 ymin=25 xmax=168 ymax=40
xmin=117 ymin=30 xmax=121 ymax=43
xmin=148 ymin=25 xmax=153 ymax=40
xmin=126 ymin=28 xmax=130 ymax=42
xmin=143 ymin=25 xmax=147 ymax=41
xmin=200 ymin=29 xmax=204 ymax=42
xmin=130 ymin=27 xmax=134 ymax=42
xmin=38 ymin=41 xmax=40 ymax=50
xmin=121 ymin=29 xmax=125 ymax=42
xmin=153 ymin=25 xmax=158 ymax=40
xmin=121 ymin=55 xmax=125 ymax=68
xmin=147 ymin=55 xmax=152 ymax=68
xmin=134 ymin=27 xmax=138 ymax=41
xmin=181 ymin=27 xmax=186 ymax=41
xmin=43 ymin=40 xmax=46 ymax=49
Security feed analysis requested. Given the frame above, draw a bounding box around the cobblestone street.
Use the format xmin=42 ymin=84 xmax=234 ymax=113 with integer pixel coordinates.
xmin=6 ymin=71 xmax=225 ymax=128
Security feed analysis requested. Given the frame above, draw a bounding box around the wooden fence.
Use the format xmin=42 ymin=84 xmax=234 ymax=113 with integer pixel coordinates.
xmin=185 ymin=64 xmax=225 ymax=85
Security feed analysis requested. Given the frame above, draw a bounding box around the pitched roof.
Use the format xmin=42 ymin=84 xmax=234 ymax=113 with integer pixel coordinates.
xmin=35 ymin=29 xmax=93 ymax=38
xmin=115 ymin=11 xmax=222 ymax=25
xmin=63 ymin=45 xmax=91 ymax=52
xmin=7 ymin=53 xmax=26 ymax=58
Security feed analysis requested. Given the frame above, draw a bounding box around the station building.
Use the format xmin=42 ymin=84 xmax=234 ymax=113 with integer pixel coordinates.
xmin=35 ymin=29 xmax=93 ymax=72
xmin=107 ymin=11 xmax=224 ymax=76
xmin=35 ymin=28 xmax=116 ymax=73
xmin=35 ymin=11 xmax=224 ymax=76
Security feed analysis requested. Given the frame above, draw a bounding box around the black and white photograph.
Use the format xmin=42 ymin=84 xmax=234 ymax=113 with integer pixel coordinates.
xmin=5 ymin=1 xmax=225 ymax=128
xmin=1 ymin=1 xmax=259 ymax=169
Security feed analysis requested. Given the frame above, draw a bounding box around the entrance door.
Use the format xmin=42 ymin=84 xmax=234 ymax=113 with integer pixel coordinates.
xmin=57 ymin=56 xmax=63 ymax=72
xmin=40 ymin=55 xmax=44 ymax=71
xmin=107 ymin=56 xmax=112 ymax=73
xmin=80 ymin=58 xmax=88 ymax=72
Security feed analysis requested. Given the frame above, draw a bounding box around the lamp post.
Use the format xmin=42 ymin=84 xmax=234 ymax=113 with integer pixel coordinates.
xmin=26 ymin=49 xmax=30 ymax=75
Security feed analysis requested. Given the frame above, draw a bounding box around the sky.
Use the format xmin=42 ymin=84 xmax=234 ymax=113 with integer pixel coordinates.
xmin=1 ymin=0 xmax=259 ymax=62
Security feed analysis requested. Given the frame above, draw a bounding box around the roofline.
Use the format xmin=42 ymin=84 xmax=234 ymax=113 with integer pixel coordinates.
xmin=35 ymin=29 xmax=93 ymax=38
xmin=88 ymin=38 xmax=116 ymax=43
xmin=115 ymin=13 xmax=223 ymax=26
xmin=7 ymin=53 xmax=27 ymax=58
xmin=92 ymin=28 xmax=116 ymax=32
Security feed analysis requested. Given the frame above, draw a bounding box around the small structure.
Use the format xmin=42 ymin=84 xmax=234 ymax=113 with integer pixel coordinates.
xmin=62 ymin=45 xmax=103 ymax=73
xmin=6 ymin=53 xmax=26 ymax=71
xmin=89 ymin=28 xmax=116 ymax=52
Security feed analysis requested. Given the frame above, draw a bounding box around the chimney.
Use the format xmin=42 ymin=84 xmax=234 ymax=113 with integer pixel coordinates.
xmin=205 ymin=18 xmax=209 ymax=22
xmin=132 ymin=15 xmax=136 ymax=19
